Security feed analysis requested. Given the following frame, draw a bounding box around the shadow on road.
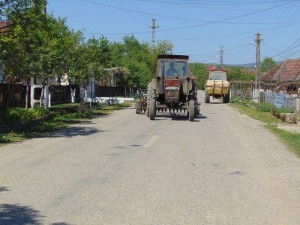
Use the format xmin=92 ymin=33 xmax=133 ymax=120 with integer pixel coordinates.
xmin=205 ymin=102 xmax=225 ymax=105
xmin=0 ymin=204 xmax=44 ymax=225
xmin=1 ymin=185 xmax=71 ymax=224
xmin=150 ymin=112 xmax=207 ymax=122
xmin=0 ymin=187 xmax=9 ymax=192
xmin=51 ymin=223 xmax=72 ymax=225
xmin=40 ymin=126 xmax=104 ymax=138
xmin=196 ymin=114 xmax=207 ymax=119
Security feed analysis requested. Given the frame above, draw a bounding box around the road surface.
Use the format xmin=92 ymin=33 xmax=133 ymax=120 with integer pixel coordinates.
xmin=0 ymin=92 xmax=299 ymax=225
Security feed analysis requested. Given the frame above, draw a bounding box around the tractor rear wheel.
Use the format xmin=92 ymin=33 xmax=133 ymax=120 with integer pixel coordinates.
xmin=149 ymin=97 xmax=156 ymax=120
xmin=188 ymin=99 xmax=195 ymax=121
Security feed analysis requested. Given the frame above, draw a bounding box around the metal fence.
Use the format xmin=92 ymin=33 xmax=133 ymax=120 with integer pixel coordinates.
xmin=231 ymin=81 xmax=300 ymax=112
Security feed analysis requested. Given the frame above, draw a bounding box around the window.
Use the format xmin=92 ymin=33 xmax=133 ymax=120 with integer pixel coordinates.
xmin=209 ymin=71 xmax=227 ymax=80
xmin=163 ymin=60 xmax=187 ymax=77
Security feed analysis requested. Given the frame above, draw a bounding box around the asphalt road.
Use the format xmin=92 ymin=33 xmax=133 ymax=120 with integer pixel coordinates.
xmin=0 ymin=92 xmax=299 ymax=225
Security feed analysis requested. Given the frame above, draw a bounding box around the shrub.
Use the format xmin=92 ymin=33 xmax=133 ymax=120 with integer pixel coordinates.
xmin=274 ymin=107 xmax=294 ymax=114
xmin=6 ymin=107 xmax=50 ymax=124
xmin=257 ymin=102 xmax=273 ymax=112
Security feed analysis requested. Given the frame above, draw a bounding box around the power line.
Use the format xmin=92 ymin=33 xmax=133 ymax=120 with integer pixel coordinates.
xmin=162 ymin=23 xmax=298 ymax=42
xmin=80 ymin=0 xmax=295 ymax=25
xmin=83 ymin=21 xmax=299 ymax=39
xmin=138 ymin=0 xmax=296 ymax=6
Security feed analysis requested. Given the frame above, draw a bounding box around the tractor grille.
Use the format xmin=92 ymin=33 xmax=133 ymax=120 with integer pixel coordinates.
xmin=165 ymin=86 xmax=180 ymax=102
xmin=164 ymin=79 xmax=181 ymax=103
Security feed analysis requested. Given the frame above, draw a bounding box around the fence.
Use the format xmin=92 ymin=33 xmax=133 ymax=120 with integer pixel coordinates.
xmin=0 ymin=84 xmax=27 ymax=110
xmin=0 ymin=84 xmax=80 ymax=110
xmin=231 ymin=81 xmax=300 ymax=112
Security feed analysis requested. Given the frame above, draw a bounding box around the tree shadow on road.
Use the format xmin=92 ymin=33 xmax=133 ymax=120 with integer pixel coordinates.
xmin=0 ymin=204 xmax=44 ymax=225
xmin=0 ymin=188 xmax=72 ymax=224
xmin=51 ymin=223 xmax=72 ymax=225
xmin=39 ymin=126 xmax=105 ymax=138
xmin=0 ymin=187 xmax=9 ymax=192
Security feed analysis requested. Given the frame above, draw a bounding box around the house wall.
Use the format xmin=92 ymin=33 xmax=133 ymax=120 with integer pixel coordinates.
xmin=80 ymin=81 xmax=126 ymax=101
xmin=0 ymin=84 xmax=80 ymax=109
xmin=0 ymin=84 xmax=27 ymax=109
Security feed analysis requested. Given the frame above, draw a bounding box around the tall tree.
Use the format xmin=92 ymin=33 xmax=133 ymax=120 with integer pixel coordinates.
xmin=117 ymin=35 xmax=155 ymax=90
xmin=260 ymin=57 xmax=276 ymax=73
xmin=190 ymin=63 xmax=208 ymax=90
xmin=0 ymin=0 xmax=48 ymax=110
xmin=0 ymin=0 xmax=80 ymax=108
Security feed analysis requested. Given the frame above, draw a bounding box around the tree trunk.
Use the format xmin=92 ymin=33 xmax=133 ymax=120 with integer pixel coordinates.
xmin=3 ymin=83 xmax=9 ymax=114
xmin=25 ymin=78 xmax=30 ymax=109
xmin=4 ymin=81 xmax=13 ymax=114
xmin=48 ymin=90 xmax=51 ymax=108
xmin=70 ymin=85 xmax=76 ymax=103
xmin=40 ymin=86 xmax=44 ymax=107
xmin=39 ymin=78 xmax=50 ymax=108
xmin=84 ymin=86 xmax=87 ymax=101
xmin=44 ymin=84 xmax=49 ymax=108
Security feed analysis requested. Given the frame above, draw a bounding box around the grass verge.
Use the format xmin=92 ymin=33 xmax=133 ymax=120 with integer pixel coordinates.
xmin=230 ymin=100 xmax=300 ymax=156
xmin=0 ymin=102 xmax=133 ymax=146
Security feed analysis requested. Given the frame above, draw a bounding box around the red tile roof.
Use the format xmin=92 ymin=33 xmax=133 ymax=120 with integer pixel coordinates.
xmin=0 ymin=21 xmax=9 ymax=28
xmin=0 ymin=21 xmax=13 ymax=32
xmin=261 ymin=59 xmax=300 ymax=82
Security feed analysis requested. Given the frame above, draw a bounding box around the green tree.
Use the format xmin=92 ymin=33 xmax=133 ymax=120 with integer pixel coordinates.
xmin=190 ymin=63 xmax=208 ymax=90
xmin=260 ymin=57 xmax=276 ymax=73
xmin=0 ymin=0 xmax=81 ymax=108
xmin=0 ymin=0 xmax=48 ymax=110
xmin=154 ymin=40 xmax=173 ymax=55
xmin=227 ymin=67 xmax=255 ymax=81
xmin=117 ymin=35 xmax=155 ymax=91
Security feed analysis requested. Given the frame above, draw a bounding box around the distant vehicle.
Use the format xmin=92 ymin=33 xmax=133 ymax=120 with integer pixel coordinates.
xmin=146 ymin=55 xmax=200 ymax=121
xmin=205 ymin=68 xmax=231 ymax=103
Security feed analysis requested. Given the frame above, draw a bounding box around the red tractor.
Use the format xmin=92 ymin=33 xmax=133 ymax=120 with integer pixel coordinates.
xmin=146 ymin=55 xmax=199 ymax=121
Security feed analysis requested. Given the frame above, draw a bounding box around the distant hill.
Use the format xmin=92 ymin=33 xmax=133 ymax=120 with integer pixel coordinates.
xmin=190 ymin=61 xmax=281 ymax=69
xmin=190 ymin=62 xmax=256 ymax=69
xmin=225 ymin=61 xmax=281 ymax=69
xmin=225 ymin=63 xmax=256 ymax=69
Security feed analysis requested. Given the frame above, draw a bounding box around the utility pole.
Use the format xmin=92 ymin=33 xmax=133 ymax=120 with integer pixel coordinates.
xmin=255 ymin=33 xmax=262 ymax=89
xmin=43 ymin=1 xmax=47 ymax=14
xmin=149 ymin=18 xmax=159 ymax=47
xmin=219 ymin=46 xmax=224 ymax=69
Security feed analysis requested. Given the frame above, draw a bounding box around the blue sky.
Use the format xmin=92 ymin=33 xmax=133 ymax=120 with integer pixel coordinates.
xmin=47 ymin=0 xmax=300 ymax=65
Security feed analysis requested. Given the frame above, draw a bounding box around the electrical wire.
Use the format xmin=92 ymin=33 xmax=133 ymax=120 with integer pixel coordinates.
xmin=80 ymin=0 xmax=296 ymax=26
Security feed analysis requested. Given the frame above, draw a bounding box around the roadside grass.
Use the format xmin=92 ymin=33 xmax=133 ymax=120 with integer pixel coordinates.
xmin=230 ymin=99 xmax=300 ymax=156
xmin=0 ymin=102 xmax=133 ymax=145
xmin=267 ymin=125 xmax=300 ymax=155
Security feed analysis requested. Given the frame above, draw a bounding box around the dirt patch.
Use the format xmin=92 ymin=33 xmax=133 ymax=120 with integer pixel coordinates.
xmin=277 ymin=123 xmax=300 ymax=134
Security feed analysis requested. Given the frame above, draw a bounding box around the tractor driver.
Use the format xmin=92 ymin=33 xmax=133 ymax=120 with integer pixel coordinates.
xmin=166 ymin=62 xmax=178 ymax=76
